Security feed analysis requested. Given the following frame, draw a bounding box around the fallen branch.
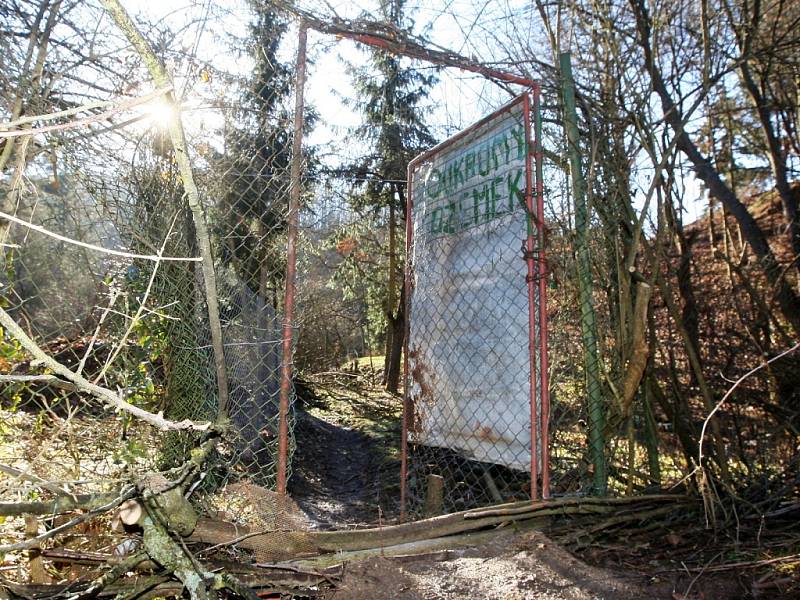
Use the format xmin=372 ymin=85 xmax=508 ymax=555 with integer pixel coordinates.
xmin=0 ymin=209 xmax=201 ymax=262
xmin=0 ymin=463 xmax=79 ymax=498
xmin=289 ymin=524 xmax=535 ymax=569
xmin=0 ymin=487 xmax=136 ymax=553
xmin=41 ymin=548 xmax=144 ymax=566
xmin=38 ymin=550 xmax=336 ymax=589
xmin=0 ymin=374 xmax=79 ymax=391
xmin=1 ymin=578 xmax=179 ymax=600
xmin=0 ymin=305 xmax=212 ymax=432
xmin=189 ymin=494 xmax=693 ymax=561
xmin=554 ymin=505 xmax=678 ymax=547
xmin=99 ymin=0 xmax=230 ymax=416
xmin=0 ymin=493 xmax=119 ymax=517
xmin=65 ymin=551 xmax=148 ymax=600
xmin=268 ymin=0 xmax=548 ymax=88
xmin=1 ymin=573 xmax=328 ymax=600
xmin=463 ymin=493 xmax=686 ymax=519
xmin=3 ymin=495 xmax=693 ymax=598
xmin=658 ymin=553 xmax=800 ymax=573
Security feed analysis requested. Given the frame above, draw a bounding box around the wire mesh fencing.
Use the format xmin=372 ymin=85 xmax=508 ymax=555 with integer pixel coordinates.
xmin=0 ymin=1 xmax=299 ymax=522
xmin=0 ymin=0 xmax=732 ymax=551
xmin=402 ymin=92 xmax=550 ymax=516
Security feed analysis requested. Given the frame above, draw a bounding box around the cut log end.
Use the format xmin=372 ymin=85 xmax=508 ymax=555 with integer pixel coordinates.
xmin=118 ymin=499 xmax=144 ymax=527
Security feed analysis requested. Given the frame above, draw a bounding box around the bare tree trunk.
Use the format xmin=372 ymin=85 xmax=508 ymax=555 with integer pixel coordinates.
xmin=658 ymin=272 xmax=731 ymax=483
xmin=100 ymin=0 xmax=230 ymax=416
xmin=384 ymin=185 xmax=406 ymax=394
xmin=649 ymin=371 xmax=698 ymax=472
xmin=724 ymin=0 xmax=800 ymax=268
xmin=629 ymin=0 xmax=800 ymax=338
xmin=385 ymin=284 xmax=404 ymax=394
xmin=383 ymin=198 xmax=398 ymax=386
xmin=0 ymin=0 xmax=60 ymax=173
xmin=665 ymin=199 xmax=700 ymax=354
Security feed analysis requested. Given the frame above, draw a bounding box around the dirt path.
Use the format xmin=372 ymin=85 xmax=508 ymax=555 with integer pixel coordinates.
xmin=289 ymin=409 xmax=382 ymax=526
xmin=286 ymin=373 xmax=759 ymax=599
xmin=288 ymin=375 xmax=400 ymax=527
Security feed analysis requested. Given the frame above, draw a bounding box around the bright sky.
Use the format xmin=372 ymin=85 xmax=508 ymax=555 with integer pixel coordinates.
xmin=119 ymin=0 xmax=705 ymax=223
xmin=123 ymin=0 xmax=524 ymax=167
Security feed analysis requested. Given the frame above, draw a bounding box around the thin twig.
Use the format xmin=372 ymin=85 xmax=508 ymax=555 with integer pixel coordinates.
xmin=0 ymin=487 xmax=136 ymax=553
xmin=77 ymin=288 xmax=120 ymax=376
xmin=698 ymin=342 xmax=800 ymax=468
xmin=253 ymin=562 xmax=340 ymax=588
xmin=671 ymin=341 xmax=800 ymax=494
xmin=94 ymin=212 xmax=179 ymax=383
xmin=0 ymin=374 xmax=79 ymax=391
xmin=0 ymin=86 xmax=172 ymax=137
xmin=659 ymin=553 xmax=800 ymax=574
xmin=683 ymin=550 xmax=724 ymax=597
xmin=0 ymin=463 xmax=76 ymax=498
xmin=0 ymin=209 xmax=201 ymax=262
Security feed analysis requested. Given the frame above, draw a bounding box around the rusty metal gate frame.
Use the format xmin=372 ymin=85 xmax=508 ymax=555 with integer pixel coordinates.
xmin=401 ymin=87 xmax=550 ymax=515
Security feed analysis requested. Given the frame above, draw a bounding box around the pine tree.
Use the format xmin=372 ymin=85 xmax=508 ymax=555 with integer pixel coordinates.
xmin=343 ymin=0 xmax=436 ymax=392
xmin=218 ymin=3 xmax=294 ymax=302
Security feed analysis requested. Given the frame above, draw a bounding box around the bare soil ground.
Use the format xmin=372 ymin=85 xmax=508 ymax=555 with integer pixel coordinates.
xmin=328 ymin=533 xmax=651 ymax=600
xmin=321 ymin=529 xmax=747 ymax=599
xmin=289 ymin=409 xmax=383 ymax=526
xmin=287 ymin=368 xmax=799 ymax=600
xmin=289 ymin=372 xmax=401 ymax=527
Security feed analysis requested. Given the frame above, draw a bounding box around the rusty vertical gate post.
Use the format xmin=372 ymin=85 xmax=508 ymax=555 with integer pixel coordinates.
xmin=523 ymin=91 xmax=539 ymax=501
xmin=533 ymin=84 xmax=551 ymax=499
xmin=400 ymin=160 xmax=415 ymax=520
xmin=276 ymin=24 xmax=308 ymax=495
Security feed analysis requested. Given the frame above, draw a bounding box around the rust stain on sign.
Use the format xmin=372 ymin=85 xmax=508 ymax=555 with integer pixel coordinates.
xmin=473 ymin=422 xmax=505 ymax=444
xmin=405 ymin=94 xmax=541 ymax=472
xmin=408 ymin=347 xmax=436 ymax=405
xmin=407 ymin=347 xmax=436 ymax=434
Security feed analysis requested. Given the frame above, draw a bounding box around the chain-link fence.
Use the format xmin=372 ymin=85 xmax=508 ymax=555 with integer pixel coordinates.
xmin=0 ymin=2 xmax=637 ymax=544
xmin=0 ymin=1 xmax=298 ymax=518
xmin=402 ymin=92 xmax=550 ymax=516
xmin=4 ymin=0 xmax=782 ymax=556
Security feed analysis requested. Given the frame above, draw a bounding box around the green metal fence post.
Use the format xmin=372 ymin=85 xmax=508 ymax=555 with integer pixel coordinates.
xmin=559 ymin=51 xmax=608 ymax=495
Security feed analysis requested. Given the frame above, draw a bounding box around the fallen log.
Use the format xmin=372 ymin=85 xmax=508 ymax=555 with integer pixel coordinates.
xmin=287 ymin=521 xmax=541 ymax=569
xmin=118 ymin=474 xmax=198 ymax=537
xmin=0 ymin=493 xmax=119 ymax=517
xmin=189 ymin=494 xmax=694 ymax=561
xmin=462 ymin=493 xmax=687 ymax=519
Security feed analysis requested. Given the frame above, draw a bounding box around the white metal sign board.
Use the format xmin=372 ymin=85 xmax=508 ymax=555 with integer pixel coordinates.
xmin=406 ymin=94 xmax=538 ymax=471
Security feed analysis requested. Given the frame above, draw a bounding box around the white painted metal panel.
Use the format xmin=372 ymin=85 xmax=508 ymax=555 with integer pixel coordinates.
xmin=407 ymin=98 xmax=538 ymax=471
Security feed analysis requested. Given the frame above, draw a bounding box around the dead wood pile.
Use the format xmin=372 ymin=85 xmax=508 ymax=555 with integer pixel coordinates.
xmin=1 ymin=491 xmax=694 ymax=599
